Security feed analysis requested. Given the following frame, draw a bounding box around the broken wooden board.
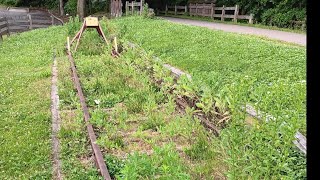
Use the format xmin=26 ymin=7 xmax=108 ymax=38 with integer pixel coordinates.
xmin=242 ymin=104 xmax=306 ymax=155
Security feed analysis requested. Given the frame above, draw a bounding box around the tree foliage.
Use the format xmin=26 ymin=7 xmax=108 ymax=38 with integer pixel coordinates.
xmin=160 ymin=0 xmax=306 ymax=29
xmin=0 ymin=0 xmax=306 ymax=29
xmin=215 ymin=0 xmax=306 ymax=28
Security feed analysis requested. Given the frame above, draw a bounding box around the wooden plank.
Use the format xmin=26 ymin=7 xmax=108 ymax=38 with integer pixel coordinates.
xmin=32 ymin=20 xmax=52 ymax=25
xmin=7 ymin=19 xmax=29 ymax=23
xmin=163 ymin=64 xmax=192 ymax=80
xmin=32 ymin=24 xmax=51 ymax=28
xmin=0 ymin=17 xmax=6 ymax=22
xmin=0 ymin=23 xmax=7 ymax=29
xmin=8 ymin=20 xmax=29 ymax=26
xmin=166 ymin=11 xmax=176 ymax=15
xmin=0 ymin=28 xmax=8 ymax=36
xmin=128 ymin=2 xmax=140 ymax=6
xmin=243 ymin=104 xmax=307 ymax=154
xmin=237 ymin=15 xmax=251 ymax=19
xmin=293 ymin=132 xmax=307 ymax=154
xmin=30 ymin=17 xmax=51 ymax=21
xmin=1 ymin=15 xmax=28 ymax=20
xmin=224 ymin=7 xmax=236 ymax=10
xmin=176 ymin=6 xmax=186 ymax=9
xmin=215 ymin=7 xmax=223 ymax=10
xmin=223 ymin=14 xmax=235 ymax=18
xmin=196 ymin=5 xmax=212 ymax=9
xmin=0 ymin=12 xmax=28 ymax=17
xmin=213 ymin=14 xmax=222 ymax=18
xmin=8 ymin=7 xmax=29 ymax=12
xmin=8 ymin=26 xmax=29 ymax=30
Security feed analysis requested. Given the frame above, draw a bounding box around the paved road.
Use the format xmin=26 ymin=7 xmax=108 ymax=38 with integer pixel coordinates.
xmin=162 ymin=17 xmax=306 ymax=46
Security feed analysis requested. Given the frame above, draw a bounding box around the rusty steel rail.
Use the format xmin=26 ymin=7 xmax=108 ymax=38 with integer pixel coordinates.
xmin=67 ymin=50 xmax=111 ymax=180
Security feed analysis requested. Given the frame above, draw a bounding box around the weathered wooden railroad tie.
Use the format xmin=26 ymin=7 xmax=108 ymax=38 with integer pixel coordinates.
xmin=126 ymin=42 xmax=307 ymax=155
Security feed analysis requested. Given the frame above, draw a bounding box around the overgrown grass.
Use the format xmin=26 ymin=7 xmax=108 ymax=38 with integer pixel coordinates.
xmin=57 ymin=24 xmax=228 ymax=179
xmin=111 ymin=16 xmax=306 ymax=179
xmin=58 ymin=56 xmax=101 ymax=179
xmin=0 ymin=15 xmax=305 ymax=179
xmin=0 ymin=26 xmax=65 ymax=178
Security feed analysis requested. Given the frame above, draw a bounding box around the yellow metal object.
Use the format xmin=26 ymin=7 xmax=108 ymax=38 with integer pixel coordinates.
xmin=85 ymin=17 xmax=99 ymax=27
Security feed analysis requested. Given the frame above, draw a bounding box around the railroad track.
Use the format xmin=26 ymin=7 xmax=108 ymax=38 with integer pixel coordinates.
xmin=66 ymin=50 xmax=112 ymax=180
xmin=126 ymin=42 xmax=307 ymax=154
xmin=62 ymin=38 xmax=305 ymax=179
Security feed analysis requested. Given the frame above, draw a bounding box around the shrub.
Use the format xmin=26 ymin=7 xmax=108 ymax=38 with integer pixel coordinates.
xmin=64 ymin=0 xmax=77 ymax=15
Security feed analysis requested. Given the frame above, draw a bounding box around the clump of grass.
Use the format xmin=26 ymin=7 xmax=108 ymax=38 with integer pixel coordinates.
xmin=111 ymin=17 xmax=306 ymax=179
xmin=140 ymin=111 xmax=165 ymax=131
xmin=104 ymin=154 xmax=126 ymax=178
xmin=118 ymin=144 xmax=191 ymax=179
xmin=185 ymin=130 xmax=214 ymax=160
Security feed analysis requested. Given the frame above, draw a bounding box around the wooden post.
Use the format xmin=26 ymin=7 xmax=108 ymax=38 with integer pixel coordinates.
xmin=131 ymin=1 xmax=134 ymax=15
xmin=5 ymin=17 xmax=10 ymax=36
xmin=51 ymin=16 xmax=54 ymax=25
xmin=221 ymin=5 xmax=225 ymax=21
xmin=211 ymin=3 xmax=215 ymax=19
xmin=140 ymin=0 xmax=143 ymax=15
xmin=28 ymin=14 xmax=33 ymax=30
xmin=165 ymin=4 xmax=168 ymax=15
xmin=185 ymin=5 xmax=187 ymax=13
xmin=111 ymin=0 xmax=113 ymax=16
xmin=74 ymin=21 xmax=86 ymax=51
xmin=195 ymin=3 xmax=198 ymax=16
xmin=202 ymin=3 xmax=205 ymax=16
xmin=67 ymin=37 xmax=70 ymax=52
xmin=125 ymin=1 xmax=128 ymax=15
xmin=234 ymin=5 xmax=239 ymax=23
xmin=175 ymin=5 xmax=177 ymax=15
xmin=114 ymin=36 xmax=118 ymax=54
xmin=249 ymin=13 xmax=254 ymax=24
xmin=301 ymin=18 xmax=306 ymax=30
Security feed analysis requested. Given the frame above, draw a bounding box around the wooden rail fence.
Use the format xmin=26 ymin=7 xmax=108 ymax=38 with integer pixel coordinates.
xmin=125 ymin=0 xmax=144 ymax=16
xmin=0 ymin=9 xmax=63 ymax=39
xmin=165 ymin=5 xmax=188 ymax=15
xmin=162 ymin=4 xmax=254 ymax=24
xmin=0 ymin=17 xmax=10 ymax=40
xmin=111 ymin=0 xmax=123 ymax=17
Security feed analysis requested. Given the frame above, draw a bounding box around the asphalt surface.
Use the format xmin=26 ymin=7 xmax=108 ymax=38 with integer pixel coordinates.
xmin=162 ymin=17 xmax=306 ymax=46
